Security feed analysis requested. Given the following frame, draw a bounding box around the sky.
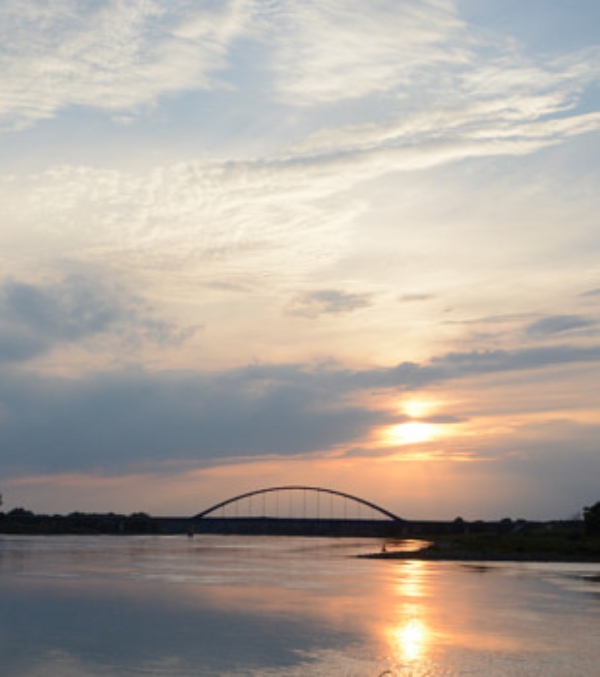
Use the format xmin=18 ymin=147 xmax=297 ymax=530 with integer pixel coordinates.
xmin=1 ymin=0 xmax=600 ymax=520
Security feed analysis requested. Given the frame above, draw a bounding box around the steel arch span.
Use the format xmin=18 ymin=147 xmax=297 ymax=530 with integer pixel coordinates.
xmin=193 ymin=485 xmax=403 ymax=522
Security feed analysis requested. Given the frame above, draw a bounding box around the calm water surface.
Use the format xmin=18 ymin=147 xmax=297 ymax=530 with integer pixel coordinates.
xmin=1 ymin=535 xmax=599 ymax=676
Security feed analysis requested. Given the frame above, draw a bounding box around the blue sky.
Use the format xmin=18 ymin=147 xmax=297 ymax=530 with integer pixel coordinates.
xmin=1 ymin=0 xmax=600 ymax=519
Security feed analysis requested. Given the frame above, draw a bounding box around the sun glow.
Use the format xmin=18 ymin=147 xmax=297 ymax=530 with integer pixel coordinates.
xmin=401 ymin=399 xmax=435 ymax=418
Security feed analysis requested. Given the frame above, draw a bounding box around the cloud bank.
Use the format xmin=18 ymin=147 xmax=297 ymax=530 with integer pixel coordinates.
xmin=2 ymin=338 xmax=600 ymax=477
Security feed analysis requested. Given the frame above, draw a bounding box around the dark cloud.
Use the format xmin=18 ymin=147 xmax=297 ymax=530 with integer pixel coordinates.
xmin=287 ymin=289 xmax=373 ymax=318
xmin=0 ymin=365 xmax=387 ymax=476
xmin=525 ymin=314 xmax=596 ymax=336
xmin=0 ymin=275 xmax=196 ymax=363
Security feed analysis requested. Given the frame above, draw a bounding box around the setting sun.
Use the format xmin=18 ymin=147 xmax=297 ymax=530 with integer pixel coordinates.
xmin=383 ymin=422 xmax=439 ymax=445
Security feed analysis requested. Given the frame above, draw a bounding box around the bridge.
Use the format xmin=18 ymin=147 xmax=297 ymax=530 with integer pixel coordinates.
xmin=188 ymin=485 xmax=406 ymax=537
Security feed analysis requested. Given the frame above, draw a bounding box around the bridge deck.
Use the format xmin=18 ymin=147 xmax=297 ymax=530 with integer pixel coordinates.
xmin=189 ymin=517 xmax=406 ymax=537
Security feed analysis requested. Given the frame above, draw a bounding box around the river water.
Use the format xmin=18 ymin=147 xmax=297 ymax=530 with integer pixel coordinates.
xmin=1 ymin=535 xmax=599 ymax=676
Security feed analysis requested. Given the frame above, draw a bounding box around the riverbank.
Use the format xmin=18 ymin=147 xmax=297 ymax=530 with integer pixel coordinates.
xmin=363 ymin=531 xmax=600 ymax=563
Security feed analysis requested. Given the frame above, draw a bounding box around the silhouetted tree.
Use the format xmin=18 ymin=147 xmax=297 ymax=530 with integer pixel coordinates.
xmin=453 ymin=516 xmax=467 ymax=534
xmin=8 ymin=507 xmax=34 ymax=518
xmin=583 ymin=501 xmax=600 ymax=536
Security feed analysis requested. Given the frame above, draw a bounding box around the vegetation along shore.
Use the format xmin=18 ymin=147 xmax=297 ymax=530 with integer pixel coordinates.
xmin=365 ymin=501 xmax=600 ymax=562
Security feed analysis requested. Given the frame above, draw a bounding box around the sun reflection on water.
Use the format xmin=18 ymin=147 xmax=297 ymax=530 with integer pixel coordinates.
xmin=384 ymin=559 xmax=431 ymax=665
xmin=392 ymin=617 xmax=428 ymax=662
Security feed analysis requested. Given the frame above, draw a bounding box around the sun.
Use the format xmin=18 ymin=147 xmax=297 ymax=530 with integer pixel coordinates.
xmin=383 ymin=421 xmax=438 ymax=445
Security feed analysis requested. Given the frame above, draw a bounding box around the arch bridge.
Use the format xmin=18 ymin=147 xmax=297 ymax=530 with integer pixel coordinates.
xmin=191 ymin=485 xmax=405 ymax=537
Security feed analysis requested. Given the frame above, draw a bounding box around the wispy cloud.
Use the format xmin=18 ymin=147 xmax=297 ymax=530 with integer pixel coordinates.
xmin=1 ymin=2 xmax=599 ymax=288
xmin=272 ymin=2 xmax=600 ymax=169
xmin=4 ymin=99 xmax=598 ymax=282
xmin=0 ymin=0 xmax=255 ymax=129
xmin=269 ymin=0 xmax=468 ymax=106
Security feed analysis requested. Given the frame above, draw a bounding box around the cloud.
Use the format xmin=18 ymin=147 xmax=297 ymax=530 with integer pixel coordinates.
xmin=433 ymin=345 xmax=600 ymax=377
xmin=0 ymin=0 xmax=256 ymax=129
xmin=526 ymin=314 xmax=597 ymax=336
xmin=0 ymin=274 xmax=195 ymax=363
xmin=287 ymin=289 xmax=373 ymax=318
xmin=350 ymin=344 xmax=600 ymax=391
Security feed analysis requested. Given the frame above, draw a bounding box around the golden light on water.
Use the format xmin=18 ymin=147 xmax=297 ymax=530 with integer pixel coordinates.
xmin=396 ymin=560 xmax=426 ymax=598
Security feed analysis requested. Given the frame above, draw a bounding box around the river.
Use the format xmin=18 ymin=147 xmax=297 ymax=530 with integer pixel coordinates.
xmin=1 ymin=535 xmax=599 ymax=676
